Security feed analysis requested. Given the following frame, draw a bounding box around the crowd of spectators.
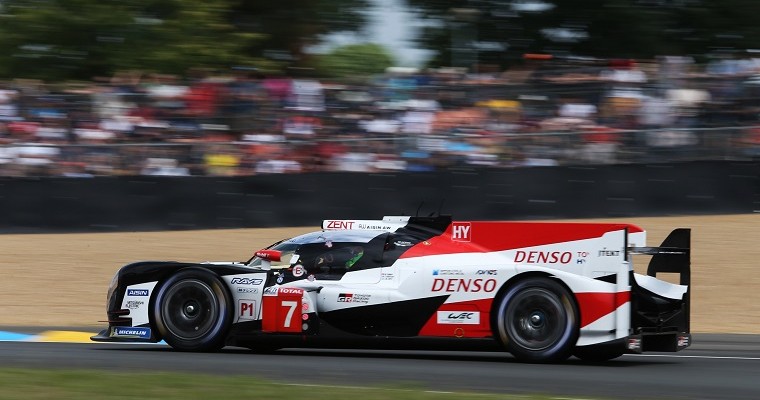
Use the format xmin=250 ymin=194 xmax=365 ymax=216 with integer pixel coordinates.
xmin=1 ymin=55 xmax=760 ymax=177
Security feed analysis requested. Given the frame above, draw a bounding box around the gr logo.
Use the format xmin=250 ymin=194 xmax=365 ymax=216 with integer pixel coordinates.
xmin=451 ymin=222 xmax=471 ymax=242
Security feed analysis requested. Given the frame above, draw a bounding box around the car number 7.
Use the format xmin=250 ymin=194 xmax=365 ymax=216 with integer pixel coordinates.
xmin=281 ymin=300 xmax=298 ymax=328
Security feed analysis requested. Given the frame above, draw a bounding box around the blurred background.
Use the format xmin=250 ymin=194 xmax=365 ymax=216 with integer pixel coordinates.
xmin=1 ymin=0 xmax=759 ymax=177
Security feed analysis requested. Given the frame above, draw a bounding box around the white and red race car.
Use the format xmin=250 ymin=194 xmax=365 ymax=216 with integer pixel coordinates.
xmin=92 ymin=215 xmax=691 ymax=362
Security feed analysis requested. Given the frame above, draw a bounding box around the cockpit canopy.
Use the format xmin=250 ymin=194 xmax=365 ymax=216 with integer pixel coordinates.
xmin=248 ymin=230 xmax=384 ymax=277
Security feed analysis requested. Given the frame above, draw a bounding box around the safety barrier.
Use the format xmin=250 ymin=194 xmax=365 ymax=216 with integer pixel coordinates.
xmin=0 ymin=160 xmax=757 ymax=232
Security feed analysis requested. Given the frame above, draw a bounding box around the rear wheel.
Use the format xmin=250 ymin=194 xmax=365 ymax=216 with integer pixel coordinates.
xmin=495 ymin=277 xmax=579 ymax=363
xmin=153 ymin=269 xmax=232 ymax=351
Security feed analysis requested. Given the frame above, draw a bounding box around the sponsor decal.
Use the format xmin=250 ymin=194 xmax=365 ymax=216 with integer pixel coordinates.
xmin=394 ymin=240 xmax=413 ymax=247
xmin=576 ymin=251 xmax=589 ymax=264
xmin=325 ymin=220 xmax=354 ymax=229
xmin=263 ymin=286 xmax=279 ymax=295
xmin=432 ymin=269 xmax=464 ymax=276
xmin=125 ymin=300 xmax=144 ymax=310
xmin=431 ymin=278 xmax=497 ymax=293
xmin=113 ymin=327 xmax=151 ymax=339
xmin=437 ymin=311 xmax=481 ymax=324
xmin=276 ymin=275 xmax=284 ymax=284
xmin=598 ymin=248 xmax=621 ymax=257
xmin=237 ymin=287 xmax=258 ymax=294
xmin=279 ymin=287 xmax=304 ymax=295
xmin=451 ymin=222 xmax=472 ymax=242
xmin=126 ymin=289 xmax=149 ymax=296
xmin=514 ymin=251 xmax=573 ymax=264
xmin=476 ymin=269 xmax=497 ymax=275
xmin=292 ymin=265 xmax=305 ymax=278
xmin=358 ymin=224 xmax=393 ymax=230
xmin=677 ymin=335 xmax=690 ymax=347
xmin=239 ymin=301 xmax=256 ymax=319
xmin=230 ymin=277 xmax=263 ymax=285
xmin=381 ymin=273 xmax=395 ymax=280
xmin=337 ymin=293 xmax=371 ymax=303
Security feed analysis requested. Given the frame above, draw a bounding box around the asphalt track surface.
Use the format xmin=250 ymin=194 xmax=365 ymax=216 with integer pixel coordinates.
xmin=1 ymin=332 xmax=759 ymax=399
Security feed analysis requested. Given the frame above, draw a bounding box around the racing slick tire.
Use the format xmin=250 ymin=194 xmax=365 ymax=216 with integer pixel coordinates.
xmin=152 ymin=268 xmax=232 ymax=352
xmin=495 ymin=277 xmax=579 ymax=363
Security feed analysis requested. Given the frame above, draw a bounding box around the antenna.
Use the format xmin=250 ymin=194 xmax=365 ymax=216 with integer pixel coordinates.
xmin=437 ymin=199 xmax=446 ymax=216
xmin=415 ymin=201 xmax=425 ymax=217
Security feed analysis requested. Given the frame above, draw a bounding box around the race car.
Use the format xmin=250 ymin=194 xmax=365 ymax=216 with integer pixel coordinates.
xmin=92 ymin=215 xmax=691 ymax=362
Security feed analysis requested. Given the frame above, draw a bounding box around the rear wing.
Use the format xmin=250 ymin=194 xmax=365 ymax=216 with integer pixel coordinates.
xmin=630 ymin=228 xmax=691 ymax=287
xmin=629 ymin=228 xmax=691 ymax=336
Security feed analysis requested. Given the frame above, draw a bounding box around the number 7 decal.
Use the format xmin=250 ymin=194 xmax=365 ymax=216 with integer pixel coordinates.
xmin=262 ymin=287 xmax=304 ymax=333
xmin=281 ymin=300 xmax=298 ymax=328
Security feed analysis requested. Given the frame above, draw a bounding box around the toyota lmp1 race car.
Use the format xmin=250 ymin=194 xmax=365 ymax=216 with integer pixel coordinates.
xmin=92 ymin=215 xmax=692 ymax=363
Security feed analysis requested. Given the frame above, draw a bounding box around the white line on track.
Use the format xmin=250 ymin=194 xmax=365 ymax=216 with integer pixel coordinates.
xmin=625 ymin=354 xmax=760 ymax=361
xmin=279 ymin=383 xmax=525 ymax=397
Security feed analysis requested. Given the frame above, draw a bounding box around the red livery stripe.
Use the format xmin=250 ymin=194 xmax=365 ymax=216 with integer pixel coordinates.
xmin=401 ymin=222 xmax=642 ymax=258
xmin=575 ymin=291 xmax=631 ymax=327
xmin=418 ymin=298 xmax=494 ymax=338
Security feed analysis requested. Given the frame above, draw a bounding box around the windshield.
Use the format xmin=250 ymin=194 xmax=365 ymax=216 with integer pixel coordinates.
xmin=246 ymin=229 xmax=380 ymax=271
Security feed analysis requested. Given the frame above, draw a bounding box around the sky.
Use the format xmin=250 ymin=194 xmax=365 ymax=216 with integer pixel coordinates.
xmin=308 ymin=0 xmax=433 ymax=67
xmin=363 ymin=0 xmax=433 ymax=67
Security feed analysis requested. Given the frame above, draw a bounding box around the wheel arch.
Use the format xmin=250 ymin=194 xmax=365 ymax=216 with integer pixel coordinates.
xmin=490 ymin=271 xmax=582 ymax=352
xmin=149 ymin=266 xmax=234 ymax=349
xmin=492 ymin=267 xmax=614 ymax=339
xmin=491 ymin=272 xmax=576 ymax=329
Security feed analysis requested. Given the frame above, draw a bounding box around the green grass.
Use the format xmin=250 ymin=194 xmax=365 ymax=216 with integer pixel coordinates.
xmin=0 ymin=368 xmax=576 ymax=400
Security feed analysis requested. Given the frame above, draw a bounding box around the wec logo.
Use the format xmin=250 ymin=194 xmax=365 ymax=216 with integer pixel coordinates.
xmin=447 ymin=312 xmax=474 ymax=320
xmin=437 ymin=311 xmax=480 ymax=324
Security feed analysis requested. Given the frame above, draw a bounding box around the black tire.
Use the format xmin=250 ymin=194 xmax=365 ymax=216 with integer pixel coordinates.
xmin=152 ymin=268 xmax=232 ymax=351
xmin=495 ymin=277 xmax=579 ymax=363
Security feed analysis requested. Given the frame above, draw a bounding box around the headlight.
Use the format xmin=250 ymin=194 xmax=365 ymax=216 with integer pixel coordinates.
xmin=106 ymin=273 xmax=119 ymax=304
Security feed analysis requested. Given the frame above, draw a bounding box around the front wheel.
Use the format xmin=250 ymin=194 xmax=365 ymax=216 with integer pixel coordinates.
xmin=152 ymin=268 xmax=232 ymax=351
xmin=494 ymin=277 xmax=579 ymax=363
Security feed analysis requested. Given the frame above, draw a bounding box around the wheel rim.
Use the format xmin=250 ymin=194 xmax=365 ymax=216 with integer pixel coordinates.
xmin=505 ymin=287 xmax=567 ymax=351
xmin=161 ymin=279 xmax=219 ymax=341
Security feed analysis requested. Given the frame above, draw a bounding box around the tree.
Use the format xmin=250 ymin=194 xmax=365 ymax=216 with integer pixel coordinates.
xmin=314 ymin=43 xmax=395 ymax=78
xmin=0 ymin=0 xmax=273 ymax=80
xmin=226 ymin=0 xmax=371 ymax=66
xmin=405 ymin=0 xmax=760 ymax=68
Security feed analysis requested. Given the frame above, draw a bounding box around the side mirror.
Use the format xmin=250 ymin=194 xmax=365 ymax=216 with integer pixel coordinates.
xmin=255 ymin=249 xmax=282 ymax=262
xmin=254 ymin=249 xmax=282 ymax=270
